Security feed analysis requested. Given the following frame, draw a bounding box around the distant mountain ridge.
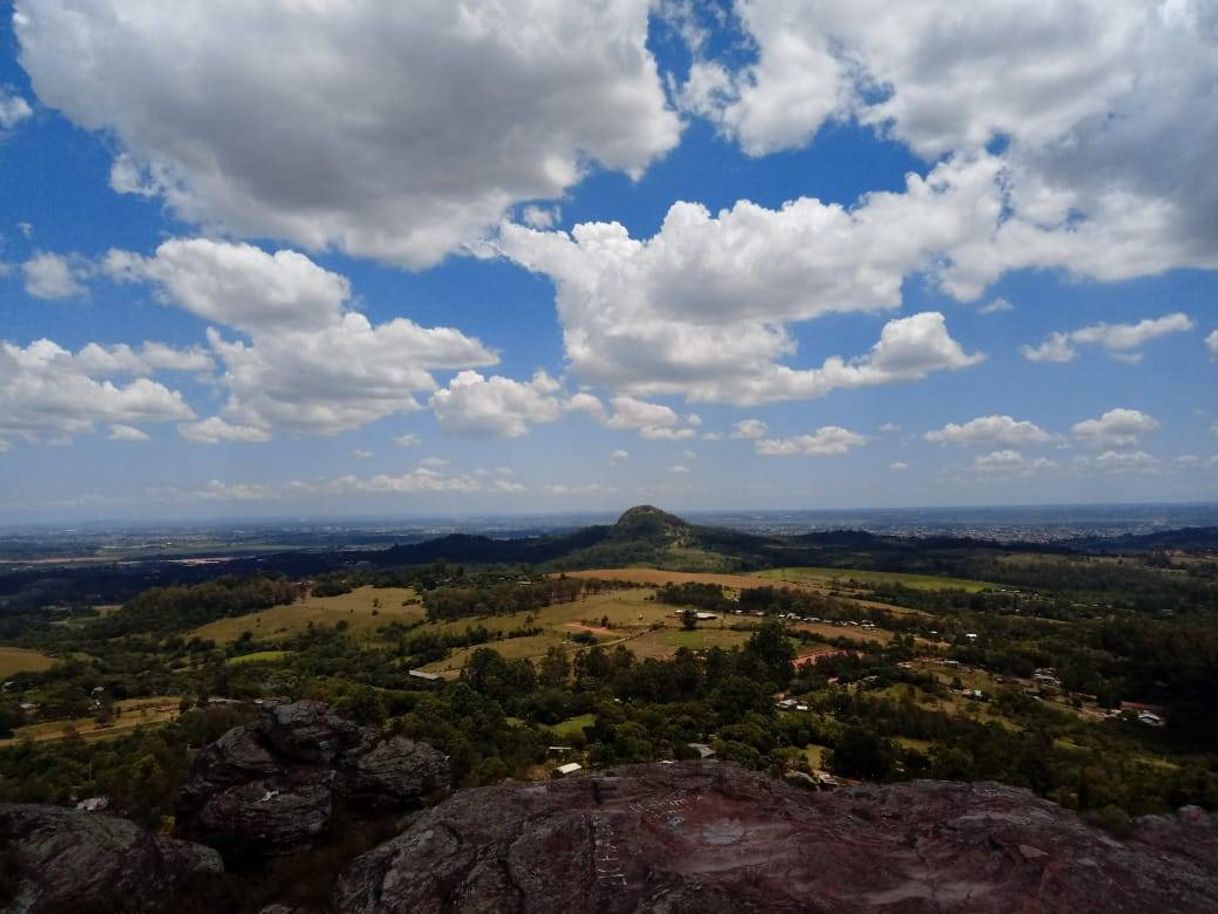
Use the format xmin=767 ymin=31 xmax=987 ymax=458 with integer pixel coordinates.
xmin=2 ymin=506 xmax=1211 ymax=610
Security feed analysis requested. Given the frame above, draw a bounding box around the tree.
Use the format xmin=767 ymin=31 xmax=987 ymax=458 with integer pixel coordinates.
xmin=741 ymin=620 xmax=795 ymax=686
xmin=681 ymin=609 xmax=698 ymax=631
xmin=829 ymin=725 xmax=897 ymax=781
xmin=539 ymin=645 xmax=571 ymax=687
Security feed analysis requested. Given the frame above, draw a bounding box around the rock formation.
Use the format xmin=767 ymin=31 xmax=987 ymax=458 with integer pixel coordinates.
xmin=334 ymin=761 xmax=1218 ymax=913
xmin=0 ymin=802 xmax=223 ymax=914
xmin=175 ymin=700 xmax=450 ymax=863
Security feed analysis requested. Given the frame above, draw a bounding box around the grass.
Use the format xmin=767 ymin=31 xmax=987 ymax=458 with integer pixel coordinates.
xmin=559 ymin=568 xmax=814 ymax=592
xmin=0 ymin=646 xmax=56 ymax=677
xmin=427 ymin=588 xmax=669 ymax=641
xmin=546 ymin=713 xmax=596 ymax=740
xmin=792 ymin=621 xmax=895 ymax=646
xmin=420 ymin=631 xmax=574 ymax=674
xmin=802 ymin=744 xmax=829 ymax=768
xmin=754 ymin=567 xmax=994 ymax=593
xmin=191 ymin=585 xmax=423 ymax=644
xmin=227 ymin=649 xmax=292 ymax=665
xmin=0 ymin=695 xmax=181 ymax=747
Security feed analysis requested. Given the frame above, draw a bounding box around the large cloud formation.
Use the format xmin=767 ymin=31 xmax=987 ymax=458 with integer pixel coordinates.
xmin=679 ymin=0 xmax=1218 ymax=282
xmin=499 ymin=188 xmax=984 ymax=404
xmin=107 ymin=239 xmax=498 ymax=436
xmin=15 ymin=0 xmax=680 ymax=267
xmin=0 ymin=339 xmax=195 ymax=445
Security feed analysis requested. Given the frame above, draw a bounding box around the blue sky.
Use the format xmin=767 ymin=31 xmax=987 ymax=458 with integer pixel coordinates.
xmin=1 ymin=0 xmax=1215 ymax=522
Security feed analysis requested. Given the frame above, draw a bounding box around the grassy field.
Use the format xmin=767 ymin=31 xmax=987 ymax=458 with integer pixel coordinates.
xmin=191 ymin=586 xmax=423 ymax=644
xmin=802 ymin=744 xmax=830 ymax=768
xmin=559 ymin=568 xmax=811 ymax=592
xmin=546 ymin=713 xmax=596 ymax=741
xmin=412 ymin=578 xmax=918 ymax=673
xmin=420 ymin=631 xmax=577 ymax=674
xmin=634 ymin=627 xmax=753 ymax=657
xmin=0 ymin=695 xmax=181 ymax=747
xmin=0 ymin=646 xmax=57 ymax=677
xmin=792 ymin=620 xmax=895 ymax=646
xmin=754 ymin=567 xmax=994 ymax=593
xmin=227 ymin=649 xmax=292 ymax=665
xmin=427 ymin=588 xmax=669 ymax=641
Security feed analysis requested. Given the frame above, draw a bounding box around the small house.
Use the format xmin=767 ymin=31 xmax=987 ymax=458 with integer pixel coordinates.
xmin=408 ymin=669 xmax=442 ymax=682
xmin=554 ymin=762 xmax=583 ymax=777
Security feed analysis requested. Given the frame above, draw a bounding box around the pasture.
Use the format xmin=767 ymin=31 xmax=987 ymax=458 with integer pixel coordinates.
xmin=559 ymin=568 xmax=804 ymax=592
xmin=791 ymin=620 xmax=895 ymax=646
xmin=227 ymin=649 xmax=293 ymax=665
xmin=0 ymin=646 xmax=56 ymax=677
xmin=427 ymin=587 xmax=670 ymax=641
xmin=191 ymin=585 xmax=423 ymax=644
xmin=754 ymin=567 xmax=994 ymax=593
xmin=0 ymin=695 xmax=181 ymax=747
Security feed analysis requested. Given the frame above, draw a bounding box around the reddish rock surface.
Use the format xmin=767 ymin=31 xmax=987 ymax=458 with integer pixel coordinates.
xmin=334 ymin=761 xmax=1218 ymax=913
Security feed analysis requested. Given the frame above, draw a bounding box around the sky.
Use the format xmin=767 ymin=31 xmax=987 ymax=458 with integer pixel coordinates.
xmin=0 ymin=0 xmax=1216 ymax=523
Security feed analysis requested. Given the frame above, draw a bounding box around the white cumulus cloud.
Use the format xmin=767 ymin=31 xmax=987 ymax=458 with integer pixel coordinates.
xmin=500 ymin=181 xmax=987 ymax=403
xmin=1072 ymin=408 xmax=1160 ymax=450
xmin=17 ymin=0 xmax=680 ymax=267
xmin=178 ymin=417 xmax=272 ymax=445
xmin=108 ymin=239 xmax=498 ymax=436
xmin=924 ymin=415 xmax=1055 ymax=448
xmin=0 ymin=339 xmax=194 ymax=443
xmin=22 ymin=252 xmax=86 ymax=299
xmin=731 ymin=419 xmax=769 ymax=439
xmin=969 ymin=449 xmax=1058 ymax=478
xmin=755 ymin=426 xmax=868 ymax=456
xmin=679 ymin=1 xmax=1218 ymax=284
xmin=1020 ymin=313 xmax=1194 ymax=362
xmin=432 ymin=370 xmax=564 ymax=437
xmin=108 ymin=424 xmax=150 ymax=442
xmin=0 ymin=88 xmax=31 ymax=131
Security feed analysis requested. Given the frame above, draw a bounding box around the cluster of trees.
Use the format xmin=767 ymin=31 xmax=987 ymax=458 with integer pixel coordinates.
xmin=95 ymin=576 xmax=301 ymax=636
xmin=422 ymin=576 xmax=632 ymax=621
xmin=0 ymin=704 xmax=255 ymax=825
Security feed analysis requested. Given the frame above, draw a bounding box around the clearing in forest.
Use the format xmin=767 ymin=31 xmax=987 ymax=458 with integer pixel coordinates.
xmin=190 ymin=585 xmax=424 ymax=644
xmin=0 ymin=646 xmax=56 ymax=677
xmin=754 ymin=567 xmax=994 ymax=593
xmin=0 ymin=695 xmax=181 ymax=747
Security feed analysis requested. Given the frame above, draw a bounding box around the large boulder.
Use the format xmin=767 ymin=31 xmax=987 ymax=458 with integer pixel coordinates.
xmin=334 ymin=761 xmax=1218 ymax=914
xmin=176 ymin=701 xmax=449 ymax=862
xmin=0 ymin=803 xmax=223 ymax=914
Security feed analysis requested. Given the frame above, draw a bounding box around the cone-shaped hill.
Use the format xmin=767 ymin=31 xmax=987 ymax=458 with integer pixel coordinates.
xmin=609 ymin=505 xmax=693 ymax=543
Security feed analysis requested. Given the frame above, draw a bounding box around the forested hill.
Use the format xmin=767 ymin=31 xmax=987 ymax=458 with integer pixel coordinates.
xmin=3 ymin=506 xmax=1212 ymax=614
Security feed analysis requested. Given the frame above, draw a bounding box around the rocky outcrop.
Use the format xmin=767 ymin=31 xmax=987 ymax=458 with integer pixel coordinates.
xmin=0 ymin=802 xmax=223 ymax=914
xmin=334 ymin=761 xmax=1218 ymax=914
xmin=175 ymin=701 xmax=449 ymax=863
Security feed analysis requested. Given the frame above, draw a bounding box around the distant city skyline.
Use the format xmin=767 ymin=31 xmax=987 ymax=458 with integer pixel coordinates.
xmin=2 ymin=1 xmax=1216 ymax=522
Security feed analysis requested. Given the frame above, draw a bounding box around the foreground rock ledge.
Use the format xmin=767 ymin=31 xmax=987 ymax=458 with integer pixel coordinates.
xmin=335 ymin=761 xmax=1218 ymax=914
xmin=176 ymin=700 xmax=451 ymax=862
xmin=0 ymin=803 xmax=222 ymax=914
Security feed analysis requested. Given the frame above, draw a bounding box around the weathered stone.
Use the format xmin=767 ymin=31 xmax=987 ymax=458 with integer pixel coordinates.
xmin=334 ymin=761 xmax=1218 ymax=914
xmin=176 ymin=701 xmax=450 ymax=862
xmin=340 ymin=735 xmax=451 ymax=806
xmin=0 ymin=802 xmax=222 ymax=914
